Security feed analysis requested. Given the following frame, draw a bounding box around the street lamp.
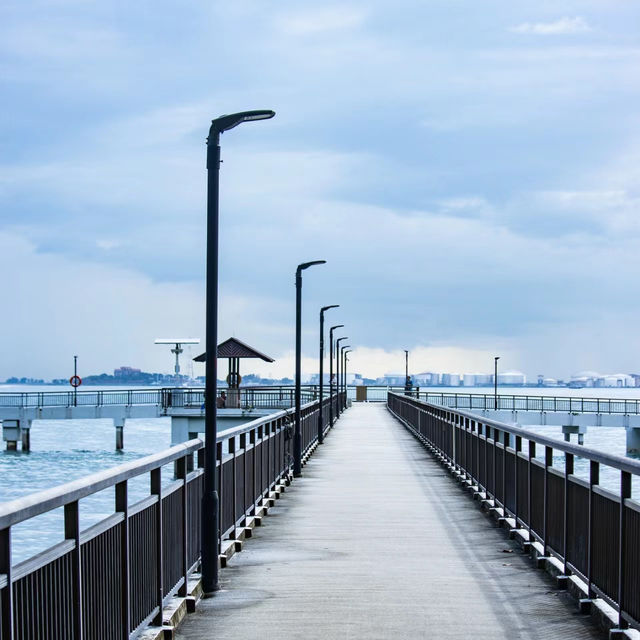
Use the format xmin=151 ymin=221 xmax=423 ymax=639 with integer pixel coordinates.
xmin=328 ymin=324 xmax=344 ymax=427
xmin=335 ymin=337 xmax=348 ymax=416
xmin=202 ymin=109 xmax=275 ymax=595
xmin=294 ymin=260 xmax=326 ymax=477
xmin=340 ymin=345 xmax=351 ymax=405
xmin=318 ymin=305 xmax=339 ymax=444
xmin=344 ymin=349 xmax=353 ymax=398
xmin=494 ymin=356 xmax=500 ymax=410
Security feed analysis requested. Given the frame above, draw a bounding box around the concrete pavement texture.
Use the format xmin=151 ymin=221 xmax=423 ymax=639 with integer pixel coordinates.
xmin=176 ymin=403 xmax=602 ymax=640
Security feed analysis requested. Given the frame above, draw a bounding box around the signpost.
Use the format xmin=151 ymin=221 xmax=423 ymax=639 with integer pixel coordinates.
xmin=70 ymin=355 xmax=81 ymax=406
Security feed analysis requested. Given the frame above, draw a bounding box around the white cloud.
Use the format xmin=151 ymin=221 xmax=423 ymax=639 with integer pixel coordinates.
xmin=510 ymin=16 xmax=591 ymax=36
xmin=275 ymin=7 xmax=367 ymax=36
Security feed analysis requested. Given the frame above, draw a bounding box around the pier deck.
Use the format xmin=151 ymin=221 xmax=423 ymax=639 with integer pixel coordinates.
xmin=176 ymin=404 xmax=600 ymax=639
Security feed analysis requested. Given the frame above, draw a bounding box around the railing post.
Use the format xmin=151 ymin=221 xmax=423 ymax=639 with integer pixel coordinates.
xmin=587 ymin=461 xmax=599 ymax=601
xmin=115 ymin=481 xmax=130 ymax=639
xmin=563 ymin=452 xmax=574 ymax=576
xmin=617 ymin=471 xmax=632 ymax=630
xmin=543 ymin=446 xmax=552 ymax=557
xmin=64 ymin=501 xmax=83 ymax=639
xmin=150 ymin=469 xmax=163 ymax=626
xmin=528 ymin=441 xmax=535 ymax=544
xmin=514 ymin=435 xmax=522 ymax=527
xmin=177 ymin=456 xmax=188 ymax=597
xmin=0 ymin=527 xmax=13 ymax=640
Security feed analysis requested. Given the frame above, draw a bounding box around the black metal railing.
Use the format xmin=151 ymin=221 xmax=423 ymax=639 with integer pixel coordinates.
xmin=345 ymin=386 xmax=640 ymax=414
xmin=0 ymin=393 xmax=343 ymax=639
xmin=387 ymin=392 xmax=640 ymax=632
xmin=0 ymin=386 xmax=322 ymax=411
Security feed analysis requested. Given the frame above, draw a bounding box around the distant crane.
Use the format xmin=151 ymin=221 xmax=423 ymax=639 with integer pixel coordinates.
xmin=155 ymin=339 xmax=200 ymax=386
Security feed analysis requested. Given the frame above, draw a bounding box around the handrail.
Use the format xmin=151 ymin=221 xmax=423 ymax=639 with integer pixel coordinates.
xmin=0 ymin=439 xmax=203 ymax=530
xmin=389 ymin=392 xmax=640 ymax=476
xmin=0 ymin=385 xmax=323 ymax=410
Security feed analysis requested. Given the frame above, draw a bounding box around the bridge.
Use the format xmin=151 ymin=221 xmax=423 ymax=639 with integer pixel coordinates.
xmin=0 ymin=387 xmax=319 ymax=451
xmin=1 ymin=392 xmax=638 ymax=639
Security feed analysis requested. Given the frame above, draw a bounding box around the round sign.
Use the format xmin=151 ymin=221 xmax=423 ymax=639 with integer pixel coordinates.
xmin=226 ymin=373 xmax=242 ymax=386
xmin=69 ymin=375 xmax=82 ymax=388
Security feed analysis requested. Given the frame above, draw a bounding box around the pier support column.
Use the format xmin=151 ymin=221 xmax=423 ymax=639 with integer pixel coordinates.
xmin=171 ymin=417 xmax=205 ymax=445
xmin=2 ymin=420 xmax=21 ymax=451
xmin=115 ymin=419 xmax=125 ymax=450
xmin=627 ymin=427 xmax=640 ymax=455
xmin=562 ymin=424 xmax=586 ymax=445
xmin=19 ymin=420 xmax=31 ymax=451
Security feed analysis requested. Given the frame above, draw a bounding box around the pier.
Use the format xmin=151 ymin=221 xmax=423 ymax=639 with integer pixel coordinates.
xmin=1 ymin=392 xmax=639 ymax=638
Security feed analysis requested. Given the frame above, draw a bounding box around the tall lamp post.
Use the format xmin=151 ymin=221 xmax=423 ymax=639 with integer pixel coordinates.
xmin=404 ymin=349 xmax=411 ymax=395
xmin=328 ymin=324 xmax=343 ymax=427
xmin=340 ymin=345 xmax=351 ymax=405
xmin=319 ymin=305 xmax=339 ymax=444
xmin=294 ymin=260 xmax=326 ymax=476
xmin=344 ymin=349 xmax=352 ymax=398
xmin=335 ymin=337 xmax=348 ymax=416
xmin=203 ymin=109 xmax=275 ymax=595
xmin=494 ymin=356 xmax=500 ymax=410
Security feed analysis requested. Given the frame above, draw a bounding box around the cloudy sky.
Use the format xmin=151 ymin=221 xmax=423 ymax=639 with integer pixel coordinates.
xmin=1 ymin=1 xmax=640 ymax=381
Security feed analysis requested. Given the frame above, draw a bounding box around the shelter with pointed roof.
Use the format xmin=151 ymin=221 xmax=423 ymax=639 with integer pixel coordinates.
xmin=194 ymin=338 xmax=275 ymax=407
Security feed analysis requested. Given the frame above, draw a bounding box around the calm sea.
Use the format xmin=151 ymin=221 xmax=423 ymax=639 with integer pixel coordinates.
xmin=1 ymin=384 xmax=639 ymax=562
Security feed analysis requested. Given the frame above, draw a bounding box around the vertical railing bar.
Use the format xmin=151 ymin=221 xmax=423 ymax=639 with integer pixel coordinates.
xmin=0 ymin=527 xmax=13 ymax=640
xmin=64 ymin=500 xmax=83 ymax=639
xmin=115 ymin=480 xmax=130 ymax=639
xmin=150 ymin=468 xmax=163 ymax=626
xmin=617 ymin=470 xmax=632 ymax=629
xmin=543 ymin=445 xmax=552 ymax=557
xmin=587 ymin=461 xmax=599 ymax=601
xmin=177 ymin=456 xmax=188 ymax=598
xmin=563 ymin=452 xmax=574 ymax=576
xmin=528 ymin=440 xmax=535 ymax=544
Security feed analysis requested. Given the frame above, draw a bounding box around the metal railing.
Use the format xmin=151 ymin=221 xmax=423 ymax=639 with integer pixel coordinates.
xmin=0 ymin=392 xmax=344 ymax=639
xmin=346 ymin=386 xmax=640 ymax=414
xmin=387 ymin=392 xmax=640 ymax=633
xmin=414 ymin=392 xmax=640 ymax=415
xmin=0 ymin=386 xmax=322 ymax=411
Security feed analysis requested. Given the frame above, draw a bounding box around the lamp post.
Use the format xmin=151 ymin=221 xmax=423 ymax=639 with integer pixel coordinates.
xmin=319 ymin=305 xmax=339 ymax=444
xmin=494 ymin=356 xmax=500 ymax=410
xmin=335 ymin=337 xmax=348 ymax=416
xmin=294 ymin=260 xmax=326 ymax=476
xmin=328 ymin=324 xmax=343 ymax=427
xmin=203 ymin=109 xmax=275 ymax=595
xmin=73 ymin=355 xmax=78 ymax=407
xmin=344 ymin=349 xmax=352 ymax=399
xmin=340 ymin=345 xmax=351 ymax=407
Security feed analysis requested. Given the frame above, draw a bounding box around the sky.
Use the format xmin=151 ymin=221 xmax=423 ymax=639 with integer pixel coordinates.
xmin=1 ymin=1 xmax=640 ymax=381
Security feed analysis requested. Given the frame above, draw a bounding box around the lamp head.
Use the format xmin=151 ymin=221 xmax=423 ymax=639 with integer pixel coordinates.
xmin=210 ymin=110 xmax=275 ymax=136
xmin=321 ymin=304 xmax=340 ymax=313
xmin=330 ymin=325 xmax=344 ymax=332
xmin=298 ymin=260 xmax=326 ymax=273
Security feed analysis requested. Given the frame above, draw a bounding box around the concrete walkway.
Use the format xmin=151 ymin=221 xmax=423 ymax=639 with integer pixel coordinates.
xmin=177 ymin=404 xmax=601 ymax=640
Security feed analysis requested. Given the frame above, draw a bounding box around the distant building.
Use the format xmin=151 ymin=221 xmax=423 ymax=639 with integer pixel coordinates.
xmin=462 ymin=373 xmax=492 ymax=386
xmin=114 ymin=366 xmax=142 ymax=378
xmin=441 ymin=373 xmax=461 ymax=386
xmin=594 ymin=374 xmax=635 ymax=388
xmin=497 ymin=371 xmax=526 ymax=386
xmin=414 ymin=372 xmax=439 ymax=386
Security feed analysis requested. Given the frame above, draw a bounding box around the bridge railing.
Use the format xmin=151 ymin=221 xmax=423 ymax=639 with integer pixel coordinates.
xmin=0 ymin=385 xmax=322 ymax=411
xmin=414 ymin=391 xmax=640 ymax=415
xmin=0 ymin=392 xmax=343 ymax=639
xmin=346 ymin=386 xmax=640 ymax=414
xmin=388 ymin=392 xmax=640 ymax=633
